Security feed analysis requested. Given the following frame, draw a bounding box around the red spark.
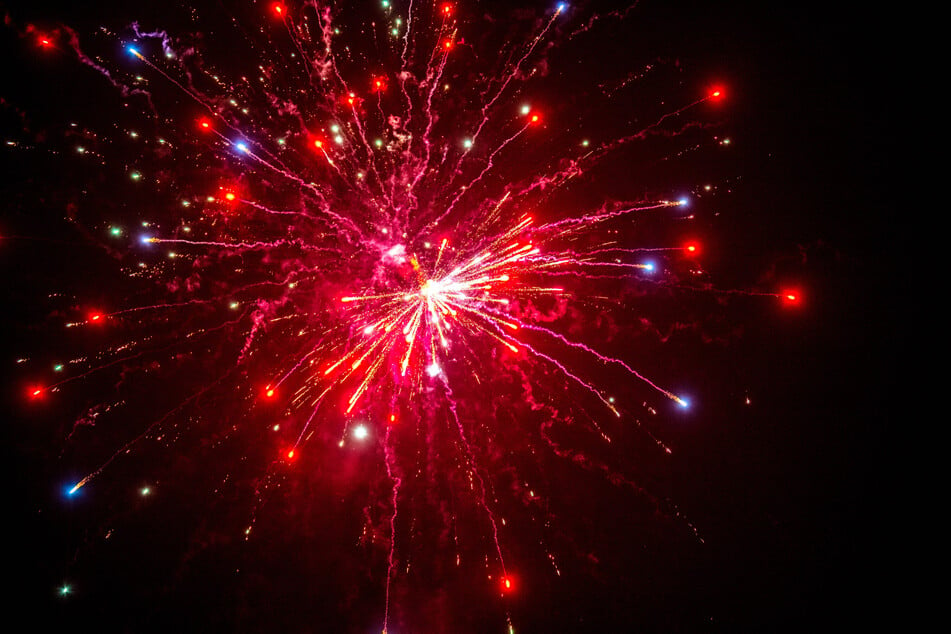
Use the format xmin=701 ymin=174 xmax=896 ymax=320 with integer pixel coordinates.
xmin=272 ymin=3 xmax=285 ymax=17
xmin=708 ymin=85 xmax=726 ymax=100
xmin=197 ymin=118 xmax=212 ymax=131
xmin=217 ymin=185 xmax=240 ymax=203
xmin=684 ymin=241 xmax=700 ymax=255
xmin=341 ymin=92 xmax=360 ymax=108
xmin=88 ymin=311 xmax=104 ymax=323
xmin=28 ymin=386 xmax=44 ymax=399
xmin=781 ymin=289 xmax=801 ymax=305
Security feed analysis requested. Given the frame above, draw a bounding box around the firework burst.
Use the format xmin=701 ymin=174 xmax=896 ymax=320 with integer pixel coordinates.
xmin=7 ymin=1 xmax=794 ymax=631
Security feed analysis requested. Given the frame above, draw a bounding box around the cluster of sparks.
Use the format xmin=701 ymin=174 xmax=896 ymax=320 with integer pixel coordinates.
xmin=14 ymin=1 xmax=801 ymax=631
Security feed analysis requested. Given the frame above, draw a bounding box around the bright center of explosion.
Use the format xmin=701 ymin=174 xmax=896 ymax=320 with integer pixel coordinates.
xmin=420 ymin=278 xmax=447 ymax=299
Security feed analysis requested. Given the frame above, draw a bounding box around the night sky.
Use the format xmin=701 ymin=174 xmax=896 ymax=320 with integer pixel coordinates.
xmin=2 ymin=0 xmax=901 ymax=632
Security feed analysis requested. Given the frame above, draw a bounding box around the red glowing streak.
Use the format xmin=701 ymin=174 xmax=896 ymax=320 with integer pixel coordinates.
xmin=530 ymin=114 xmax=539 ymax=123
xmin=88 ymin=312 xmax=104 ymax=322
xmin=684 ymin=241 xmax=700 ymax=255
xmin=198 ymin=118 xmax=212 ymax=131
xmin=29 ymin=387 xmax=44 ymax=399
xmin=501 ymin=576 xmax=513 ymax=592
xmin=709 ymin=86 xmax=725 ymax=100
xmin=273 ymin=3 xmax=285 ymax=16
xmin=287 ymin=449 xmax=295 ymax=459
xmin=781 ymin=290 xmax=801 ymax=305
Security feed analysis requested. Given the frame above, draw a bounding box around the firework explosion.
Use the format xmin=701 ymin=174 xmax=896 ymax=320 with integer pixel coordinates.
xmin=8 ymin=1 xmax=799 ymax=631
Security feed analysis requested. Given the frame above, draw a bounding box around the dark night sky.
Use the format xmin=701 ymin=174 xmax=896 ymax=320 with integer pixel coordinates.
xmin=2 ymin=0 xmax=903 ymax=631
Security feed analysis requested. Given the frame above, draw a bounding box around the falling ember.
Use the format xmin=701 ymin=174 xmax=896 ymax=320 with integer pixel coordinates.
xmin=11 ymin=1 xmax=774 ymax=631
xmin=782 ymin=290 xmax=802 ymax=304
